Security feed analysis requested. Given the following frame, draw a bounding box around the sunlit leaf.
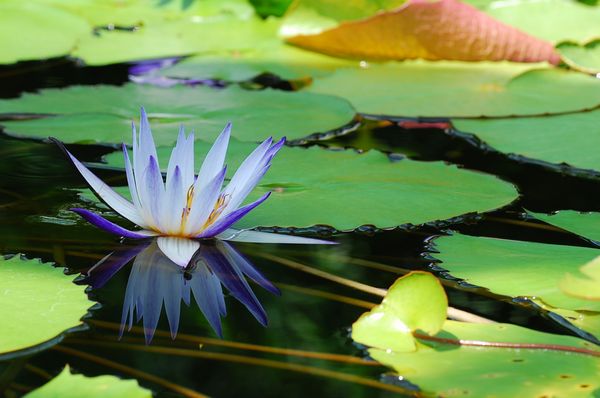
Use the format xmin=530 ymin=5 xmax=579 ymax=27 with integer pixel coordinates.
xmin=558 ymin=40 xmax=600 ymax=74
xmin=352 ymin=272 xmax=447 ymax=352
xmin=352 ymin=270 xmax=600 ymax=397
xmin=433 ymin=233 xmax=600 ymax=338
xmin=305 ymin=61 xmax=600 ymax=117
xmin=100 ymin=140 xmax=518 ymax=230
xmin=280 ymin=0 xmax=406 ymax=37
xmin=24 ymin=366 xmax=152 ymax=398
xmin=0 ymin=2 xmax=90 ymax=64
xmin=287 ymin=0 xmax=559 ymax=63
xmin=481 ymin=0 xmax=600 ymax=44
xmin=365 ymin=321 xmax=600 ymax=397
xmin=0 ymin=256 xmax=93 ymax=360
xmin=453 ymin=110 xmax=600 ymax=173
xmin=561 ymin=256 xmax=600 ymax=301
xmin=0 ymin=84 xmax=355 ymax=145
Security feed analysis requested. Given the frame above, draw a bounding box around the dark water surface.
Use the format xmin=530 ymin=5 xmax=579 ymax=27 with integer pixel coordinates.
xmin=1 ymin=59 xmax=598 ymax=397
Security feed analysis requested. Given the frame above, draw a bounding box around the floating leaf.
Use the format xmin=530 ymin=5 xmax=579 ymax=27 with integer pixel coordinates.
xmin=365 ymin=321 xmax=600 ymax=397
xmin=101 ymin=140 xmax=518 ymax=231
xmin=482 ymin=0 xmax=600 ymax=44
xmin=352 ymin=270 xmax=600 ymax=397
xmin=0 ymin=2 xmax=90 ymax=64
xmin=158 ymin=44 xmax=355 ymax=82
xmin=280 ymin=0 xmax=406 ymax=37
xmin=453 ymin=110 xmax=600 ymax=173
xmin=352 ymin=272 xmax=447 ymax=352
xmin=25 ymin=366 xmax=152 ymax=398
xmin=73 ymin=17 xmax=280 ymax=66
xmin=532 ymin=211 xmax=600 ymax=243
xmin=558 ymin=40 xmax=600 ymax=74
xmin=0 ymin=84 xmax=355 ymax=145
xmin=561 ymin=256 xmax=600 ymax=301
xmin=287 ymin=0 xmax=559 ymax=63
xmin=305 ymin=61 xmax=600 ymax=117
xmin=0 ymin=256 xmax=93 ymax=360
xmin=433 ymin=233 xmax=600 ymax=337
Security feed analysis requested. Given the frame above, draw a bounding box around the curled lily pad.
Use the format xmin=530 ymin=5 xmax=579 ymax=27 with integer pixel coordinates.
xmin=24 ymin=366 xmax=152 ymax=398
xmin=306 ymin=61 xmax=600 ymax=117
xmin=0 ymin=255 xmax=94 ymax=360
xmin=557 ymin=39 xmax=600 ymax=74
xmin=286 ymin=0 xmax=559 ymax=63
xmin=0 ymin=84 xmax=356 ymax=145
xmin=100 ymin=140 xmax=518 ymax=231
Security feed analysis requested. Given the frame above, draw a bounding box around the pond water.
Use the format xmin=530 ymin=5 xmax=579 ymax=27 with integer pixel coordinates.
xmin=1 ymin=60 xmax=599 ymax=397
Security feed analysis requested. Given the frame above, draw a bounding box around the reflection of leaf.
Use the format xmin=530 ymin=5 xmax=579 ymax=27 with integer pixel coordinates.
xmin=433 ymin=233 xmax=600 ymax=338
xmin=453 ymin=110 xmax=600 ymax=174
xmin=24 ymin=366 xmax=151 ymax=398
xmin=561 ymin=256 xmax=600 ymax=301
xmin=0 ymin=256 xmax=93 ymax=360
xmin=306 ymin=61 xmax=600 ymax=117
xmin=0 ymin=84 xmax=356 ymax=145
xmin=101 ymin=140 xmax=518 ymax=230
xmin=352 ymin=270 xmax=600 ymax=397
xmin=287 ymin=0 xmax=559 ymax=63
xmin=558 ymin=40 xmax=600 ymax=74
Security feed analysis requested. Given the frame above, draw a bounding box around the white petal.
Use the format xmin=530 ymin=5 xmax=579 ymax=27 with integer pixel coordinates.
xmin=65 ymin=149 xmax=145 ymax=226
xmin=217 ymin=229 xmax=336 ymax=244
xmin=140 ymin=155 xmax=165 ymax=230
xmin=165 ymin=166 xmax=185 ymax=232
xmin=157 ymin=237 xmax=200 ymax=268
xmin=196 ymin=123 xmax=230 ymax=192
xmin=166 ymin=126 xmax=195 ymax=189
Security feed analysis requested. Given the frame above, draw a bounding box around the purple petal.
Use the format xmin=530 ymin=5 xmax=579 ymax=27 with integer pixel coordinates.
xmin=83 ymin=243 xmax=149 ymax=289
xmin=196 ymin=122 xmax=231 ymax=192
xmin=202 ymin=246 xmax=268 ymax=326
xmin=50 ymin=138 xmax=145 ymax=227
xmin=218 ymin=241 xmax=280 ymax=295
xmin=197 ymin=192 xmax=271 ymax=238
xmin=189 ymin=264 xmax=226 ymax=337
xmin=71 ymin=208 xmax=155 ymax=239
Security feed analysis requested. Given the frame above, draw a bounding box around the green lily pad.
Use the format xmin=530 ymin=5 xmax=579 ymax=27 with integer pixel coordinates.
xmin=73 ymin=17 xmax=281 ymax=66
xmin=0 ymin=2 xmax=90 ymax=64
xmin=24 ymin=366 xmax=152 ymax=398
xmin=352 ymin=272 xmax=447 ymax=353
xmin=352 ymin=270 xmax=600 ymax=397
xmin=158 ymin=44 xmax=355 ymax=82
xmin=101 ymin=140 xmax=517 ymax=231
xmin=561 ymin=256 xmax=600 ymax=301
xmin=532 ymin=211 xmax=600 ymax=243
xmin=365 ymin=321 xmax=600 ymax=398
xmin=482 ymin=0 xmax=600 ymax=44
xmin=0 ymin=84 xmax=356 ymax=145
xmin=305 ymin=61 xmax=600 ymax=117
xmin=0 ymin=255 xmax=93 ymax=360
xmin=433 ymin=233 xmax=600 ymax=337
xmin=558 ymin=40 xmax=600 ymax=74
xmin=279 ymin=0 xmax=407 ymax=37
xmin=453 ymin=110 xmax=600 ymax=173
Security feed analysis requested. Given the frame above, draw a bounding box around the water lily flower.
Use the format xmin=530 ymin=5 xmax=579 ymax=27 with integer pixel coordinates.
xmin=82 ymin=238 xmax=278 ymax=340
xmin=53 ymin=108 xmax=332 ymax=267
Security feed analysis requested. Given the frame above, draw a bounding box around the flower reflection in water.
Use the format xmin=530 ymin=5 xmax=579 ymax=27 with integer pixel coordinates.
xmin=83 ymin=237 xmax=278 ymax=342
